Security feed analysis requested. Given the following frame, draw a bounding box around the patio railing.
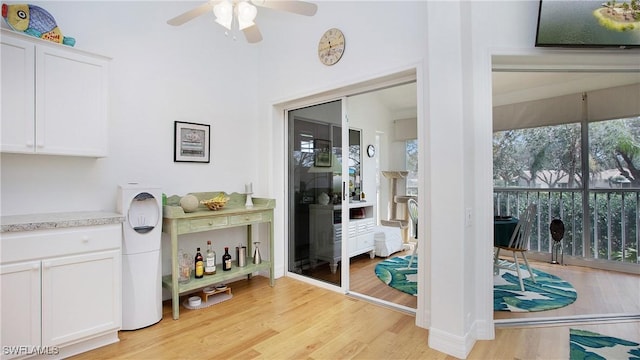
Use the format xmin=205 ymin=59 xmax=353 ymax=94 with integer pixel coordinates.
xmin=494 ymin=188 xmax=639 ymax=265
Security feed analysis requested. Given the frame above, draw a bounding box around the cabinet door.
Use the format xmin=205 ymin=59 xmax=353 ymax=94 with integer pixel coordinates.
xmin=35 ymin=45 xmax=109 ymax=157
xmin=41 ymin=250 xmax=121 ymax=346
xmin=0 ymin=261 xmax=41 ymax=359
xmin=1 ymin=36 xmax=35 ymax=154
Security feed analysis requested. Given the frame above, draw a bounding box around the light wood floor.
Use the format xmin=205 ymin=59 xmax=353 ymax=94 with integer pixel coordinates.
xmin=302 ymin=249 xmax=638 ymax=316
xmin=70 ymin=275 xmax=639 ymax=360
xmin=493 ymin=258 xmax=640 ymax=320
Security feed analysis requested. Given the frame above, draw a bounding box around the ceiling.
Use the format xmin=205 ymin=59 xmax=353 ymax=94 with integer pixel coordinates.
xmin=372 ymin=71 xmax=640 ymax=116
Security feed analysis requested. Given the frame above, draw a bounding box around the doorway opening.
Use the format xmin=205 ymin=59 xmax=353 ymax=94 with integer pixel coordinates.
xmin=491 ymin=55 xmax=640 ymax=326
xmin=283 ymin=73 xmax=420 ymax=313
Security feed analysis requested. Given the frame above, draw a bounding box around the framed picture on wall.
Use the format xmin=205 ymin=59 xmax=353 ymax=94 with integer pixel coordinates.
xmin=174 ymin=121 xmax=210 ymax=163
xmin=313 ymin=139 xmax=332 ymax=167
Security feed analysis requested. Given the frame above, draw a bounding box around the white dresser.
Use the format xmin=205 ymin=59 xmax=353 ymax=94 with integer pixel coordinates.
xmin=309 ymin=202 xmax=376 ymax=274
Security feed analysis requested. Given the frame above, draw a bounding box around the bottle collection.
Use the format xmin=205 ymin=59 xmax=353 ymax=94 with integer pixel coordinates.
xmin=179 ymin=241 xmax=261 ymax=282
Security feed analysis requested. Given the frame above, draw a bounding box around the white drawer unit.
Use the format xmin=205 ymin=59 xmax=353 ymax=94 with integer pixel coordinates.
xmin=0 ymin=219 xmax=122 ymax=360
xmin=309 ymin=202 xmax=376 ymax=274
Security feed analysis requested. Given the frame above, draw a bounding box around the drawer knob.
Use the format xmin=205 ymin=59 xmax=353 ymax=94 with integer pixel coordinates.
xmin=82 ymin=236 xmax=90 ymax=243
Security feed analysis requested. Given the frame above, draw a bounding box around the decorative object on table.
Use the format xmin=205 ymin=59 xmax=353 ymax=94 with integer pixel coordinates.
xmin=313 ymin=139 xmax=332 ymax=167
xmin=2 ymin=3 xmax=75 ymax=46
xmin=253 ymin=241 xmax=262 ymax=264
xmin=194 ymin=247 xmax=204 ymax=279
xmin=178 ymin=249 xmax=191 ymax=284
xmin=174 ymin=121 xmax=210 ymax=163
xmin=245 ymin=182 xmax=253 ymax=208
xmin=222 ymin=247 xmax=232 ymax=271
xmin=205 ymin=240 xmax=216 ymax=275
xmin=200 ymin=193 xmax=229 ymax=210
xmin=236 ymin=246 xmax=247 ymax=267
xmin=318 ymin=28 xmax=345 ymax=66
xmin=318 ymin=192 xmax=330 ymax=205
xmin=569 ymin=329 xmax=640 ymax=360
xmin=374 ymin=255 xmax=418 ymax=296
xmin=494 ymin=261 xmax=577 ymax=312
xmin=550 ymin=218 xmax=565 ymax=265
xmin=179 ymin=194 xmax=200 ymax=212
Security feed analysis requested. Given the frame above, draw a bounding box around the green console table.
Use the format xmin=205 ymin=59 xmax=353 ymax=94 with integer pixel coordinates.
xmin=162 ymin=192 xmax=275 ymax=319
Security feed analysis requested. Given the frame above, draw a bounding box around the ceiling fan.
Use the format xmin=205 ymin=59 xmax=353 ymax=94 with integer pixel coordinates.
xmin=167 ymin=0 xmax=318 ymax=43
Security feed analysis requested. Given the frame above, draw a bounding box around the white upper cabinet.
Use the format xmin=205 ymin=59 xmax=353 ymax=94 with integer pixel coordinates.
xmin=1 ymin=30 xmax=110 ymax=157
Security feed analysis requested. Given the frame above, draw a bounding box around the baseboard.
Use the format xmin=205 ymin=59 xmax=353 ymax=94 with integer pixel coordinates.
xmin=428 ymin=325 xmax=476 ymax=359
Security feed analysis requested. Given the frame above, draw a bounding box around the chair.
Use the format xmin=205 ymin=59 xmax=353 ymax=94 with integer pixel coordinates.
xmin=494 ymin=204 xmax=537 ymax=291
xmin=407 ymin=198 xmax=418 ymax=268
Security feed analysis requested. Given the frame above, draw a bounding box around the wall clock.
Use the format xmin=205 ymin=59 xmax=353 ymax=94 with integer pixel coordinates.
xmin=367 ymin=145 xmax=375 ymax=158
xmin=318 ymin=28 xmax=345 ymax=66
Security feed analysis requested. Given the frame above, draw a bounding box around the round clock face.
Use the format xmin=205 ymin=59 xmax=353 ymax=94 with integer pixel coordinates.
xmin=318 ymin=28 xmax=345 ymax=66
xmin=367 ymin=145 xmax=375 ymax=158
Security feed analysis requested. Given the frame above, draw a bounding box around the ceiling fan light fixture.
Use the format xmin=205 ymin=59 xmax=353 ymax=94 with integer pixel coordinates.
xmin=213 ymin=0 xmax=233 ymax=30
xmin=237 ymin=1 xmax=257 ymax=30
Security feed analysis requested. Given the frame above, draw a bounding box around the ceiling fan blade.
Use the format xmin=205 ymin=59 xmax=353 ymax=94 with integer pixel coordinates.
xmin=167 ymin=1 xmax=215 ymax=26
xmin=252 ymin=0 xmax=318 ymax=16
xmin=243 ymin=25 xmax=263 ymax=43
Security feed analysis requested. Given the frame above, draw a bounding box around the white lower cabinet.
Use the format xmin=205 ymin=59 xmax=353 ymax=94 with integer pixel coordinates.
xmin=41 ymin=250 xmax=120 ymax=347
xmin=0 ymin=224 xmax=121 ymax=360
xmin=0 ymin=261 xmax=41 ymax=358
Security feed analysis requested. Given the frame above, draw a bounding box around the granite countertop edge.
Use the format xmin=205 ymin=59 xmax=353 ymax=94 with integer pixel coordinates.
xmin=1 ymin=211 xmax=125 ymax=233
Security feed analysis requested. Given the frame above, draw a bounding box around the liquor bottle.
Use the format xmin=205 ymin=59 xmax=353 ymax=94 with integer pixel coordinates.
xmin=222 ymin=247 xmax=232 ymax=271
xmin=194 ymin=247 xmax=204 ymax=279
xmin=205 ymin=240 xmax=216 ymax=275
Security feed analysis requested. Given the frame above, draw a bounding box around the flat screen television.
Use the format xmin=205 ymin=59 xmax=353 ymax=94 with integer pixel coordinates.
xmin=535 ymin=0 xmax=640 ymax=48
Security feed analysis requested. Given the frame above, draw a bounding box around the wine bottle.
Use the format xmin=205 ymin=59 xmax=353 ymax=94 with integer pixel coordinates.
xmin=194 ymin=247 xmax=204 ymax=279
xmin=222 ymin=247 xmax=232 ymax=271
xmin=205 ymin=240 xmax=216 ymax=275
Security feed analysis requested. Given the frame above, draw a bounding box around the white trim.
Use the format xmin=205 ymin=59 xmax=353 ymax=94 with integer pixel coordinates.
xmin=428 ymin=325 xmax=477 ymax=360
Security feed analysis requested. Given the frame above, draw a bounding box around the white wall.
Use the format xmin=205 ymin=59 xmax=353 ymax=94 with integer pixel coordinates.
xmin=0 ymin=1 xmax=266 ymax=287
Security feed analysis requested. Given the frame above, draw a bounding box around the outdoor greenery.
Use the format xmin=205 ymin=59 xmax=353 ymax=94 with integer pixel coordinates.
xmin=494 ymin=117 xmax=640 ymax=264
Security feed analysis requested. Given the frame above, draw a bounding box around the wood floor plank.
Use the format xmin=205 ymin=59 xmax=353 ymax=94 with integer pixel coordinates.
xmin=70 ymin=258 xmax=639 ymax=360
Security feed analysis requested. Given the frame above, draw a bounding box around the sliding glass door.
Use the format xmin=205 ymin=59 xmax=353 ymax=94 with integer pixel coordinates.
xmin=287 ymin=100 xmax=346 ymax=286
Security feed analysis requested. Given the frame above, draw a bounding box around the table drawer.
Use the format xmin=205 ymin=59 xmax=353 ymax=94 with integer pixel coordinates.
xmin=187 ymin=216 xmax=229 ymax=232
xmin=230 ymin=213 xmax=263 ymax=225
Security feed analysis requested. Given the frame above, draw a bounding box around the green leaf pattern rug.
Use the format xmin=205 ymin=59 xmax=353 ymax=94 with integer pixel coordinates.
xmin=374 ymin=255 xmax=417 ymax=296
xmin=494 ymin=261 xmax=577 ymax=312
xmin=375 ymin=257 xmax=578 ymax=312
xmin=570 ymin=329 xmax=640 ymax=360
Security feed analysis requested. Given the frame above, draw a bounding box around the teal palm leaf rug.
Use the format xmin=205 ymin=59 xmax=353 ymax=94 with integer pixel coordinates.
xmin=570 ymin=328 xmax=640 ymax=360
xmin=375 ymin=255 xmax=417 ymax=296
xmin=494 ymin=260 xmax=577 ymax=312
xmin=376 ymin=257 xmax=577 ymax=311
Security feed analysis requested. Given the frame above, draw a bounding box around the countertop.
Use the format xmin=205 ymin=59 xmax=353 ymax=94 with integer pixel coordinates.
xmin=1 ymin=211 xmax=124 ymax=233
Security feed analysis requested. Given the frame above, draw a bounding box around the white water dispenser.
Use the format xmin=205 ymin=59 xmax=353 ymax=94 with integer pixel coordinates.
xmin=117 ymin=184 xmax=163 ymax=330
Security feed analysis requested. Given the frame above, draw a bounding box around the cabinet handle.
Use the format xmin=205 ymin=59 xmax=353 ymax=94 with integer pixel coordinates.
xmin=43 ymin=261 xmax=52 ymax=269
xmin=32 ymin=264 xmax=39 ymax=271
xmin=81 ymin=236 xmax=90 ymax=243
